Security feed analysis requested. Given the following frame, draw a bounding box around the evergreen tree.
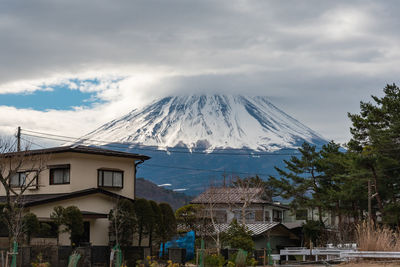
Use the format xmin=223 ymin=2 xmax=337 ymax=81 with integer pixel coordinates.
xmin=50 ymin=205 xmax=65 ymax=245
xmin=221 ymin=219 xmax=254 ymax=253
xmin=158 ymin=202 xmax=177 ymax=258
xmin=348 ymin=83 xmax=400 ymax=224
xmin=268 ymin=142 xmax=325 ymax=222
xmin=62 ymin=206 xmax=84 ymax=246
xmin=175 ymin=204 xmax=203 ymax=233
xmin=148 ymin=200 xmax=161 ymax=254
xmin=109 ymin=199 xmax=135 ymax=247
xmin=133 ymin=198 xmax=153 ymax=246
xmin=22 ymin=212 xmax=39 ymax=245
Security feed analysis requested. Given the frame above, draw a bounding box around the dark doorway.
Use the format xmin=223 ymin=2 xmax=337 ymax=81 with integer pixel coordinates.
xmin=79 ymin=221 xmax=90 ymax=245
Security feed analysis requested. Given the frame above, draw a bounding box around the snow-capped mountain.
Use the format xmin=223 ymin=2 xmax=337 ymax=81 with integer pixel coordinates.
xmin=83 ymin=95 xmax=326 ymax=151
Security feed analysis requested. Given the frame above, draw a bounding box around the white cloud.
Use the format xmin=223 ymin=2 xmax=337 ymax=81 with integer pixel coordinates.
xmin=0 ymin=0 xmax=399 ymax=144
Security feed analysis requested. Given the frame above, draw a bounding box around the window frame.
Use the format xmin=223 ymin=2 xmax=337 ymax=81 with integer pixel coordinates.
xmin=49 ymin=164 xmax=70 ymax=185
xmin=10 ymin=172 xmax=27 ymax=188
xmin=97 ymin=169 xmax=124 ymax=189
xmin=272 ymin=209 xmax=283 ymax=222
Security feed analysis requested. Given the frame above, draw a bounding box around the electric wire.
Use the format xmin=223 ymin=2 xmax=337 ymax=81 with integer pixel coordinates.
xmin=21 ymin=131 xmax=306 ymax=156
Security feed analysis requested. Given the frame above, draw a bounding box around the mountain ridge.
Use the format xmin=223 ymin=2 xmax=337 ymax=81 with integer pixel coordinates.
xmin=81 ymin=94 xmax=328 ymax=195
xmin=83 ymin=94 xmax=326 ymax=152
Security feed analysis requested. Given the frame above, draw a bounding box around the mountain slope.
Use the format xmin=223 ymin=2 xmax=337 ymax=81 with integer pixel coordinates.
xmin=81 ymin=95 xmax=327 ymax=195
xmin=136 ymin=178 xmax=192 ymax=210
xmin=83 ymin=95 xmax=326 ymax=151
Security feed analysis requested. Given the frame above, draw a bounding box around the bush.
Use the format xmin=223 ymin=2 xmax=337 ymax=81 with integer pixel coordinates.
xmin=204 ymin=254 xmax=225 ymax=267
xmin=221 ymin=219 xmax=254 ymax=253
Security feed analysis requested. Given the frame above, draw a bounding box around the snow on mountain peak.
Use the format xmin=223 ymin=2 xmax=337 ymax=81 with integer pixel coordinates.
xmin=82 ymin=95 xmax=326 ymax=151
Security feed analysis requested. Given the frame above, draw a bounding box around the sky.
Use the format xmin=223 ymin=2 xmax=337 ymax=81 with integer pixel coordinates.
xmin=1 ymin=0 xmax=399 ymax=145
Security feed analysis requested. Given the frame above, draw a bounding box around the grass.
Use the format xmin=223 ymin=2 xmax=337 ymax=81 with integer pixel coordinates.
xmin=356 ymin=221 xmax=400 ymax=251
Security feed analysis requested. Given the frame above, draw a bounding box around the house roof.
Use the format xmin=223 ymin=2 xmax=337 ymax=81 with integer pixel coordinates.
xmin=0 ymin=188 xmax=134 ymax=207
xmin=191 ymin=187 xmax=289 ymax=209
xmin=1 ymin=145 xmax=150 ymax=161
xmin=214 ymin=222 xmax=280 ymax=236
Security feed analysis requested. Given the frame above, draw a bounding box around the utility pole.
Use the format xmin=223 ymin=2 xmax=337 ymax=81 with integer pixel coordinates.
xmin=17 ymin=126 xmax=21 ymax=152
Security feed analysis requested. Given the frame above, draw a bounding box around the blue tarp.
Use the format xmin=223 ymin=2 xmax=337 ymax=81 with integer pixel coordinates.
xmin=159 ymin=231 xmax=195 ymax=261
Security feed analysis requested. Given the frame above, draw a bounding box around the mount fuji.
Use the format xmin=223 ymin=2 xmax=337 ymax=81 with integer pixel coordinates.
xmin=82 ymin=95 xmax=327 ymax=195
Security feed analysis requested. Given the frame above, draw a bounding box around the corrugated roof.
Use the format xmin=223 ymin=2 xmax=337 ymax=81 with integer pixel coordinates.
xmin=215 ymin=222 xmax=281 ymax=236
xmin=1 ymin=145 xmax=150 ymax=161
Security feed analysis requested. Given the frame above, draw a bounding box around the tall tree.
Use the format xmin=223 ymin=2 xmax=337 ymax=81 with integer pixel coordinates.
xmin=148 ymin=200 xmax=161 ymax=254
xmin=109 ymin=199 xmax=135 ymax=247
xmin=50 ymin=206 xmax=65 ymax=245
xmin=158 ymin=202 xmax=176 ymax=258
xmin=133 ymin=198 xmax=153 ymax=246
xmin=268 ymin=142 xmax=325 ymax=222
xmin=62 ymin=206 xmax=84 ymax=246
xmin=348 ymin=83 xmax=400 ymax=223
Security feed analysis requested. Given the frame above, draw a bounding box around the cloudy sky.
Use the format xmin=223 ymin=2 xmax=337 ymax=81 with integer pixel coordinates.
xmin=0 ymin=0 xmax=399 ymax=145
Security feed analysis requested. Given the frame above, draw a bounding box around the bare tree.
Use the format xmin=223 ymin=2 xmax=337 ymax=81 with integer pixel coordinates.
xmin=0 ymin=137 xmax=48 ymax=247
xmin=197 ymin=187 xmax=226 ymax=254
xmin=231 ymin=176 xmax=265 ymax=225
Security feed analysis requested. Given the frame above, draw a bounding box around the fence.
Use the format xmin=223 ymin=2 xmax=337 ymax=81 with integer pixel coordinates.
xmin=280 ymin=247 xmax=356 ymax=262
xmin=0 ymin=245 xmax=146 ymax=267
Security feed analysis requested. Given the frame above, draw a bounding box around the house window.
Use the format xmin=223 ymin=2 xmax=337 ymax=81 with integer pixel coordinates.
xmin=296 ymin=209 xmax=308 ymax=220
xmin=215 ymin=211 xmax=227 ymax=223
xmin=245 ymin=211 xmax=255 ymax=222
xmin=49 ymin=164 xmax=70 ymax=185
xmin=98 ymin=169 xmax=123 ymax=188
xmin=273 ymin=209 xmax=283 ymax=222
xmin=10 ymin=172 xmax=26 ymax=187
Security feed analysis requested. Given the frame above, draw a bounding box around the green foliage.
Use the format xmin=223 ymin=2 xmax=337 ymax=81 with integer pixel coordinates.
xmin=23 ymin=212 xmax=39 ymax=245
xmin=37 ymin=222 xmax=53 ymax=238
xmin=175 ymin=204 xmax=202 ymax=232
xmin=109 ymin=199 xmax=135 ymax=247
xmin=50 ymin=205 xmax=64 ymax=244
xmin=221 ymin=219 xmax=254 ymax=253
xmin=133 ymin=198 xmax=154 ymax=246
xmin=302 ymin=220 xmax=325 ymax=246
xmin=204 ymin=254 xmax=225 ymax=267
xmin=62 ymin=206 xmax=84 ymax=246
xmin=347 ymin=83 xmax=400 ymax=223
xmin=158 ymin=202 xmax=177 ymax=257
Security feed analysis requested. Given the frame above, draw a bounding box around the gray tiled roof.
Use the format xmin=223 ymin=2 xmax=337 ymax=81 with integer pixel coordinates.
xmin=191 ymin=187 xmax=269 ymax=204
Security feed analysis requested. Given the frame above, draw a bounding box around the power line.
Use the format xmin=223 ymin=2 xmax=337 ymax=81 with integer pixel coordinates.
xmin=22 ymin=128 xmax=336 ymax=151
xmin=20 ymin=129 xmax=306 ymax=156
xmin=145 ymin=163 xmax=277 ymax=176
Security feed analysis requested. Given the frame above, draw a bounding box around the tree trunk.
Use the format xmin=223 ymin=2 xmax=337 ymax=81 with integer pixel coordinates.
xmin=370 ymin=166 xmax=385 ymax=215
